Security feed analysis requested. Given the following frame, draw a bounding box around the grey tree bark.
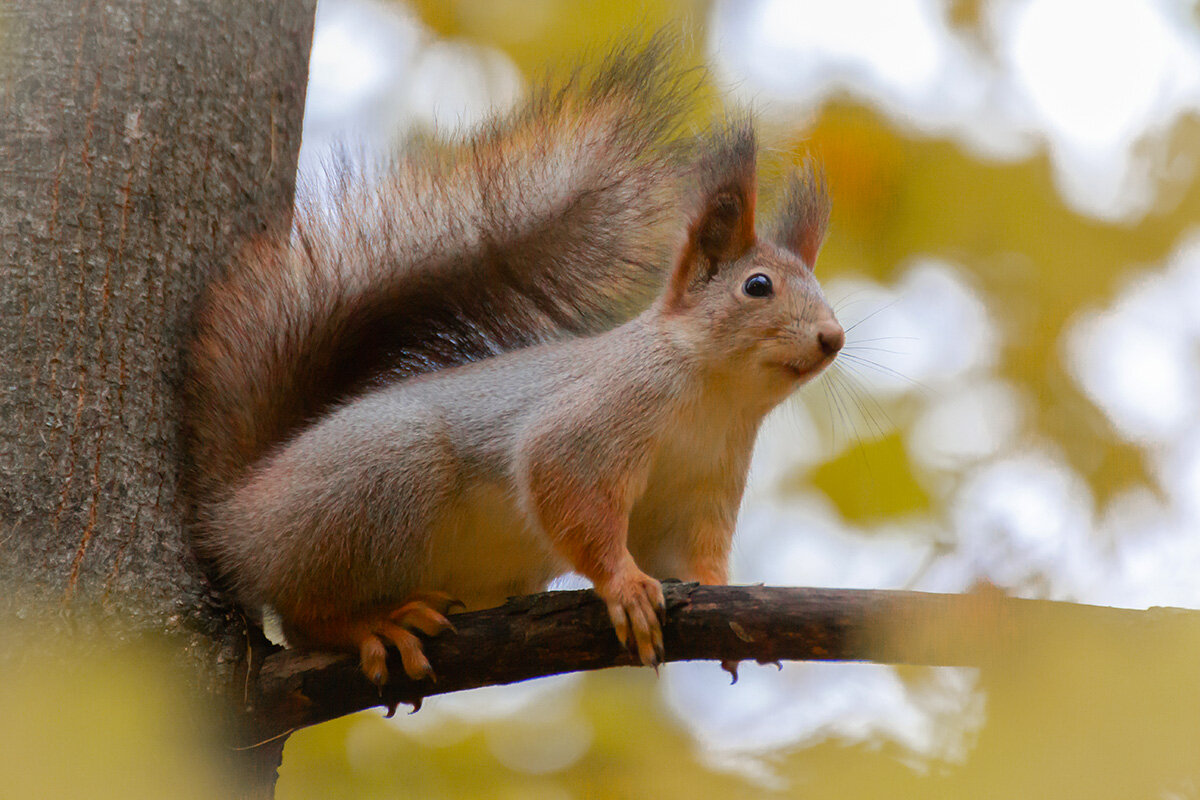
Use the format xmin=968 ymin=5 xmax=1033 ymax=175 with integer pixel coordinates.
xmin=0 ymin=0 xmax=314 ymax=793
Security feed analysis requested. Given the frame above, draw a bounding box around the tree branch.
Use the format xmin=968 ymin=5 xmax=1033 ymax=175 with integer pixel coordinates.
xmin=245 ymin=583 xmax=1192 ymax=741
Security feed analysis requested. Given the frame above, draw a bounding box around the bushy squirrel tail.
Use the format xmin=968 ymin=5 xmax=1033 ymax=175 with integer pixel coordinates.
xmin=184 ymin=36 xmax=693 ymax=503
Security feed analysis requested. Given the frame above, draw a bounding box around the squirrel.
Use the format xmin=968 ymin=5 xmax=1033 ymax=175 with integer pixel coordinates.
xmin=183 ymin=40 xmax=842 ymax=686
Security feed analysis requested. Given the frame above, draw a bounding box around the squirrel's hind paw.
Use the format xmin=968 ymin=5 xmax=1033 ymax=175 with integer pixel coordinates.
xmin=355 ymin=593 xmax=461 ymax=686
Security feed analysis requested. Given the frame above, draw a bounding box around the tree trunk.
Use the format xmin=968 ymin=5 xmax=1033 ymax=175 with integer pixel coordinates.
xmin=0 ymin=0 xmax=314 ymax=793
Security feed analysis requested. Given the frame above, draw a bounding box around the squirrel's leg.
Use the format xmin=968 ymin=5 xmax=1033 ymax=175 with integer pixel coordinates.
xmin=682 ymin=520 xmax=743 ymax=679
xmin=285 ymin=591 xmax=460 ymax=686
xmin=524 ymin=464 xmax=665 ymax=667
xmin=680 ymin=522 xmax=732 ymax=585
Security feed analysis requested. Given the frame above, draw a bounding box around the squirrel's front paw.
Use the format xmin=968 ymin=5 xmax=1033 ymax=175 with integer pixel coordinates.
xmin=595 ymin=561 xmax=666 ymax=667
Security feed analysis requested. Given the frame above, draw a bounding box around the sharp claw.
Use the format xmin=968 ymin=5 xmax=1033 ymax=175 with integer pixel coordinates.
xmin=391 ymin=603 xmax=458 ymax=637
xmin=600 ymin=570 xmax=670 ymax=671
xmin=411 ymin=591 xmax=463 ymax=614
xmin=403 ymin=653 xmax=435 ymax=683
xmin=641 ymin=642 xmax=656 ymax=666
xmin=356 ymin=595 xmax=460 ymax=686
xmin=609 ymin=604 xmax=630 ymax=648
xmin=360 ymin=637 xmax=389 ymax=687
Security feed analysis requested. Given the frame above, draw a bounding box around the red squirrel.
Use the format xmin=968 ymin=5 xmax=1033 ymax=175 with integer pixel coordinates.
xmin=184 ymin=42 xmax=842 ymax=685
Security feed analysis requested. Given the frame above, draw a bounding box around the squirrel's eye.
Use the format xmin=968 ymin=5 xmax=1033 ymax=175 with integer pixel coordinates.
xmin=742 ymin=273 xmax=773 ymax=298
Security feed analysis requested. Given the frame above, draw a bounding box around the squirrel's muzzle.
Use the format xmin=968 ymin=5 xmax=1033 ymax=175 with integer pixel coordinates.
xmin=817 ymin=320 xmax=844 ymax=356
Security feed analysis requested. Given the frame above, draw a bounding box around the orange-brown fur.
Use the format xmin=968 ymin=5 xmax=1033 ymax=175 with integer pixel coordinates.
xmin=184 ymin=42 xmax=840 ymax=683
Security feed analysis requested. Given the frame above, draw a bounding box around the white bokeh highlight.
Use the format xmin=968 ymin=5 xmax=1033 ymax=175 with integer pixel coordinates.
xmin=1097 ymin=487 xmax=1200 ymax=609
xmin=828 ymin=259 xmax=998 ymax=397
xmin=711 ymin=0 xmax=1200 ymax=220
xmin=299 ymin=0 xmax=524 ymax=178
xmin=950 ymin=451 xmax=1098 ymax=597
xmin=298 ymin=0 xmax=1200 ymax=786
xmin=997 ymin=0 xmax=1200 ymax=219
xmin=908 ymin=380 xmax=1025 ymax=471
xmin=1066 ymin=231 xmax=1200 ymax=443
xmin=733 ymin=494 xmax=935 ymax=590
xmin=663 ymin=661 xmax=982 ymax=788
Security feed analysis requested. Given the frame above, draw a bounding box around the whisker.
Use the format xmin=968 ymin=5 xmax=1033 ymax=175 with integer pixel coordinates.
xmin=828 ymin=369 xmax=876 ymax=483
xmin=839 ymin=357 xmax=925 ymax=398
xmin=844 ymin=297 xmax=903 ymax=334
xmin=843 ymin=344 xmax=910 ymax=356
xmin=838 ymin=352 xmax=933 ymax=395
xmin=818 ymin=374 xmax=839 ymax=446
xmin=845 ymin=336 xmax=918 ymax=345
xmin=824 ymin=370 xmax=854 ymax=439
xmin=833 ymin=290 xmax=877 ymax=316
xmin=836 ymin=368 xmax=896 ymax=442
xmin=822 ymin=366 xmax=858 ymax=449
xmin=830 ymin=368 xmax=886 ymax=443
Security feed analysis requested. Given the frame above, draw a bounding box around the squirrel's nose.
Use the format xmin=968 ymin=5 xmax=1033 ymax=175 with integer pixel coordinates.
xmin=817 ymin=321 xmax=844 ymax=356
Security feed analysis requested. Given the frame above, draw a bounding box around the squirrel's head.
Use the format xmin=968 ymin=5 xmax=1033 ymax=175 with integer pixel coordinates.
xmin=662 ymin=122 xmax=841 ymax=397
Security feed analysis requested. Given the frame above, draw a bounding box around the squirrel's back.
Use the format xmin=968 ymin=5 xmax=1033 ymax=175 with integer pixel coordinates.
xmin=183 ymin=38 xmax=693 ymax=510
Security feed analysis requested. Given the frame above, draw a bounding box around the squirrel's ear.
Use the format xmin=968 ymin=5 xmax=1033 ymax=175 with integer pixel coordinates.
xmin=773 ymin=158 xmax=830 ymax=268
xmin=666 ymin=122 xmax=757 ymax=307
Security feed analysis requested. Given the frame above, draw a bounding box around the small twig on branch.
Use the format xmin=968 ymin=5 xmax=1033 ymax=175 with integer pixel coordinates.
xmin=247 ymin=582 xmax=1197 ymax=741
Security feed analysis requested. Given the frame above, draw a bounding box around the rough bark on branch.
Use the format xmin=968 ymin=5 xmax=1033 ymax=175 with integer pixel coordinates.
xmin=245 ymin=583 xmax=1193 ymax=742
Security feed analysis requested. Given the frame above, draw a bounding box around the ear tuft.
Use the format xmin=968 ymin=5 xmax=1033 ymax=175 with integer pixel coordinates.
xmin=666 ymin=120 xmax=757 ymax=305
xmin=694 ymin=121 xmax=757 ymax=262
xmin=773 ymin=157 xmax=830 ymax=268
xmin=696 ymin=190 xmax=744 ymax=262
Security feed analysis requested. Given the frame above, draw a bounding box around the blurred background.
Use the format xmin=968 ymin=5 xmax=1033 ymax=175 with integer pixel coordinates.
xmin=278 ymin=1 xmax=1200 ymax=797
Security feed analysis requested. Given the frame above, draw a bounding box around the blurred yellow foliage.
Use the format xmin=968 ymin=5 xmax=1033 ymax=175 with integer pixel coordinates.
xmin=808 ymin=431 xmax=933 ymax=522
xmin=0 ymin=639 xmax=230 ymax=799
xmin=282 ymin=613 xmax=1200 ymax=800
xmin=803 ymin=106 xmax=907 ymax=243
xmin=407 ymin=0 xmax=710 ymax=79
xmin=277 ymin=1 xmax=1200 ymax=796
